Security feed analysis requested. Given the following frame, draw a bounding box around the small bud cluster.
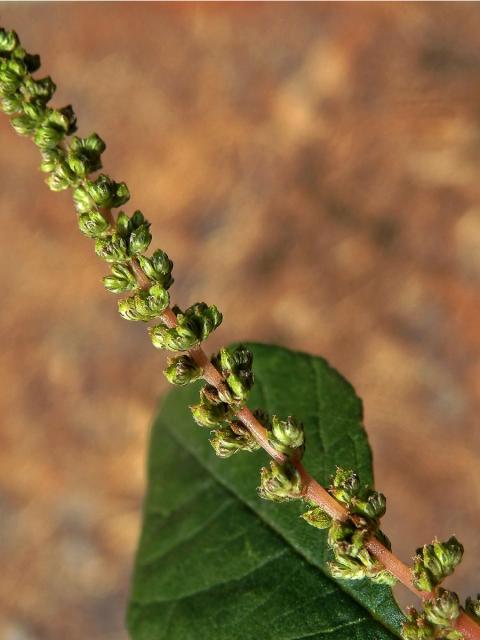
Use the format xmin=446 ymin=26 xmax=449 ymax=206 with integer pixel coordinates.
xmin=327 ymin=519 xmax=395 ymax=585
xmin=258 ymin=461 xmax=303 ymax=502
xmin=400 ymin=537 xmax=473 ymax=639
xmin=0 ymin=26 xmax=181 ymax=342
xmin=3 ymin=27 xmax=480 ymax=640
xmin=150 ymin=303 xmax=222 ymax=351
xmin=402 ymin=590 xmax=463 ymax=640
xmin=188 ymin=346 xmax=260 ymax=459
xmin=301 ymin=468 xmax=395 ymax=585
xmin=466 ymin=596 xmax=480 ymax=622
xmin=268 ymin=416 xmax=304 ymax=459
xmin=413 ymin=537 xmax=464 ymax=592
xmin=213 ymin=345 xmax=255 ymax=403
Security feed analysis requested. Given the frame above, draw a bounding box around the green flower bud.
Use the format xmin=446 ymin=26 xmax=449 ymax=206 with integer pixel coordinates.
xmin=46 ymin=160 xmax=78 ymax=191
xmin=219 ymin=345 xmax=253 ymax=373
xmin=137 ymin=250 xmax=174 ymax=289
xmin=190 ymin=386 xmax=233 ymax=428
xmin=330 ymin=468 xmax=360 ymax=506
xmin=73 ymin=184 xmax=93 ymax=214
xmin=229 ymin=419 xmax=260 ymax=451
xmin=466 ymin=595 xmax=480 ymax=621
xmin=209 ymin=423 xmax=259 ymax=458
xmin=327 ymin=519 xmax=355 ymax=545
xmin=150 ymin=322 xmax=197 ymax=352
xmin=23 ymin=101 xmax=47 ymax=121
xmin=370 ymin=569 xmax=397 ymax=586
xmin=116 ymin=211 xmax=131 ymax=238
xmin=301 ymin=506 xmax=332 ymax=530
xmin=328 ymin=553 xmax=366 ymax=581
xmin=95 ymin=234 xmax=129 ymax=263
xmin=401 ymin=608 xmax=435 ymax=640
xmin=10 ymin=113 xmax=37 ymax=136
xmin=412 ymin=556 xmax=436 ymax=593
xmin=0 ymin=28 xmax=19 ymax=53
xmin=215 ymin=345 xmax=254 ymax=403
xmin=258 ymin=461 xmax=303 ymax=502
xmin=78 ymin=209 xmax=109 ymax=238
xmin=40 ymin=147 xmax=64 ymax=173
xmin=33 ymin=121 xmax=65 ymax=149
xmin=103 ymin=263 xmax=137 ymax=294
xmin=149 ymin=303 xmax=222 ymax=351
xmin=118 ymin=284 xmax=169 ymax=321
xmin=84 ymin=174 xmax=130 ymax=209
xmin=0 ymin=58 xmax=26 ymax=94
xmin=66 ymin=133 xmax=105 ymax=177
xmin=164 ymin=355 xmax=202 ymax=386
xmin=326 ymin=519 xmax=393 ymax=584
xmin=12 ymin=48 xmax=40 ymax=73
xmin=129 ymin=223 xmax=152 ymax=255
xmin=268 ymin=415 xmax=304 ymax=458
xmin=1 ymin=94 xmax=23 ymax=114
xmin=431 ymin=537 xmax=464 ymax=576
xmin=33 ymin=105 xmax=77 ymax=148
xmin=424 ymin=589 xmax=460 ymax=629
xmin=351 ymin=490 xmax=387 ymax=520
xmin=413 ymin=537 xmax=464 ymax=591
xmin=23 ymin=76 xmax=55 ymax=104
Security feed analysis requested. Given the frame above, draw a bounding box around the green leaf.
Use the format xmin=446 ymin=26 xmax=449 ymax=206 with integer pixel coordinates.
xmin=128 ymin=343 xmax=404 ymax=639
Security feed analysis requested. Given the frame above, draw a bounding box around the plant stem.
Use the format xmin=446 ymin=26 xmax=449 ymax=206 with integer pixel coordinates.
xmin=161 ymin=302 xmax=480 ymax=639
xmin=111 ymin=207 xmax=480 ymax=639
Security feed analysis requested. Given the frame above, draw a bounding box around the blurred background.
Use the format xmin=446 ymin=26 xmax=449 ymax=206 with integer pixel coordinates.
xmin=1 ymin=3 xmax=480 ymax=639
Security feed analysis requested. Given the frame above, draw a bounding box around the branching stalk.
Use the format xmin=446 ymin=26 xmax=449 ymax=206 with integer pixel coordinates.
xmin=1 ymin=25 xmax=479 ymax=640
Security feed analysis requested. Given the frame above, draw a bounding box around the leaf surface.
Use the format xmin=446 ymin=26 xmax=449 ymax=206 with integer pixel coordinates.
xmin=128 ymin=343 xmax=404 ymax=639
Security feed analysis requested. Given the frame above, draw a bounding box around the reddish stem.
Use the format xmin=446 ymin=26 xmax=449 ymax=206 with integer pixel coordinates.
xmin=151 ymin=306 xmax=480 ymax=638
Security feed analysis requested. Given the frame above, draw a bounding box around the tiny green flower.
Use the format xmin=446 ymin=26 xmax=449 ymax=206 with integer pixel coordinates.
xmin=301 ymin=506 xmax=332 ymax=530
xmin=149 ymin=303 xmax=222 ymax=351
xmin=78 ymin=209 xmax=110 ymax=238
xmin=209 ymin=422 xmax=260 ymax=458
xmin=258 ymin=461 xmax=303 ymax=502
xmin=413 ymin=537 xmax=464 ymax=592
xmin=103 ymin=263 xmax=138 ymax=294
xmin=268 ymin=415 xmax=304 ymax=458
xmin=137 ymin=249 xmax=174 ymax=289
xmin=128 ymin=223 xmax=152 ymax=255
xmin=0 ymin=27 xmax=19 ymax=53
xmin=401 ymin=608 xmax=435 ymax=640
xmin=164 ymin=355 xmax=202 ymax=386
xmin=118 ymin=284 xmax=169 ymax=321
xmin=423 ymin=589 xmax=460 ymax=629
xmin=190 ymin=385 xmax=233 ymax=428
xmin=350 ymin=490 xmax=387 ymax=520
xmin=330 ymin=467 xmax=360 ymax=505
xmin=66 ymin=133 xmax=105 ymax=177
xmin=95 ymin=233 xmax=129 ymax=263
xmin=83 ymin=173 xmax=130 ymax=209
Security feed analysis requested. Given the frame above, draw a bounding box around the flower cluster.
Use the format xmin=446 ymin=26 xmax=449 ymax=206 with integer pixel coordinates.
xmin=187 ymin=345 xmax=260 ymax=458
xmin=302 ymin=467 xmax=395 ymax=585
xmin=401 ymin=538 xmax=466 ymax=639
xmin=0 ymin=25 xmax=220 ymax=362
xmin=2 ymin=25 xmax=479 ymax=640
xmin=403 ymin=590 xmax=463 ymax=640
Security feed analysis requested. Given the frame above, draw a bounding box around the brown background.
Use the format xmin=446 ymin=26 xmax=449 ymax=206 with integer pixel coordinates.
xmin=1 ymin=3 xmax=480 ymax=639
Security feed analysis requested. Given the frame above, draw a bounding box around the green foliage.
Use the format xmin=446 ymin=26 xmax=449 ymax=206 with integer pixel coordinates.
xmin=129 ymin=343 xmax=404 ymax=638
